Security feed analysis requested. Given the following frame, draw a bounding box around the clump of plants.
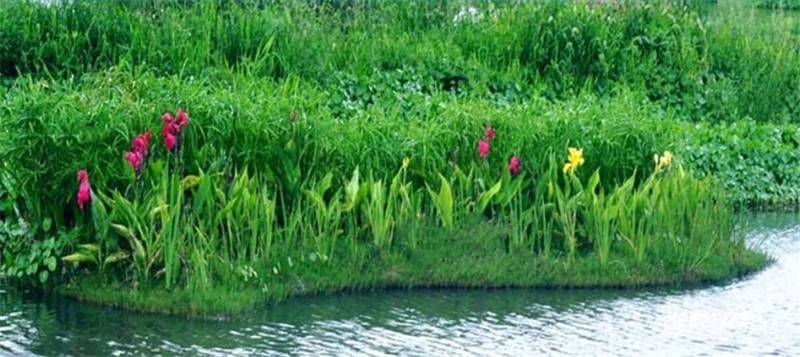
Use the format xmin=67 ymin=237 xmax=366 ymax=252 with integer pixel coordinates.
xmin=33 ymin=108 xmax=758 ymax=315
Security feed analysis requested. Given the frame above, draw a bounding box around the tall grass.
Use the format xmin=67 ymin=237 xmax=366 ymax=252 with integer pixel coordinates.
xmin=0 ymin=71 xmax=673 ymax=229
xmin=1 ymin=0 xmax=799 ymax=122
xmin=754 ymin=0 xmax=800 ymax=10
xmin=66 ymin=138 xmax=742 ymax=302
xmin=1 ymin=69 xmax=758 ymax=298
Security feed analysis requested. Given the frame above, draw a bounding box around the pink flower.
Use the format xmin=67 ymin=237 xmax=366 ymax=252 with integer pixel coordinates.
xmin=160 ymin=109 xmax=189 ymax=152
xmin=126 ymin=131 xmax=152 ymax=176
xmin=508 ymin=156 xmax=520 ymax=176
xmin=76 ymin=170 xmax=91 ymax=211
xmin=478 ymin=139 xmax=490 ymax=159
xmin=161 ymin=121 xmax=173 ymax=137
xmin=164 ymin=133 xmax=178 ymax=151
xmin=484 ymin=126 xmax=496 ymax=141
xmin=175 ymin=108 xmax=189 ymax=130
xmin=125 ymin=151 xmax=143 ymax=173
xmin=131 ymin=130 xmax=152 ymax=155
xmin=161 ymin=113 xmax=174 ymax=124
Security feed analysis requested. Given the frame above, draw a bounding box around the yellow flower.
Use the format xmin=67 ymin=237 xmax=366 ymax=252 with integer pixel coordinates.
xmin=402 ymin=157 xmax=410 ymax=169
xmin=563 ymin=147 xmax=585 ymax=174
xmin=654 ymin=150 xmax=673 ymax=171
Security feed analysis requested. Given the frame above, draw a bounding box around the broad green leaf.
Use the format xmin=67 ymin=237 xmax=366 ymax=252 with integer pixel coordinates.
xmin=477 ymin=179 xmax=502 ymax=213
xmin=104 ymin=251 xmax=130 ymax=265
xmin=62 ymin=252 xmax=94 ymax=264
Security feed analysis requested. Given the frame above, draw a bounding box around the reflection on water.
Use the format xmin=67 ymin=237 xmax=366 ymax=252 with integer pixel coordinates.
xmin=2 ymin=213 xmax=799 ymax=356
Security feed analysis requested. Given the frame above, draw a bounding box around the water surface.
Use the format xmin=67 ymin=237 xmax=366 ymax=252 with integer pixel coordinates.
xmin=2 ymin=213 xmax=799 ymax=356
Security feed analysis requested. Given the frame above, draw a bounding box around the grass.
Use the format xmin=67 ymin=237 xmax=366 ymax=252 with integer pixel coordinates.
xmin=1 ymin=0 xmax=800 ymax=123
xmin=754 ymin=0 xmax=800 ymax=10
xmin=60 ymin=216 xmax=769 ymax=317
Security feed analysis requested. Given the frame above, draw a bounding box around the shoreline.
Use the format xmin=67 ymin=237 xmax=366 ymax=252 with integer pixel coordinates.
xmin=58 ymin=245 xmax=768 ymax=318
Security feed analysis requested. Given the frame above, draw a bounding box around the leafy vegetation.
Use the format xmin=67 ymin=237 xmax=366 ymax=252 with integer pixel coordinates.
xmin=0 ymin=0 xmax=790 ymax=315
xmin=755 ymin=0 xmax=800 ymax=10
xmin=1 ymin=0 xmax=799 ymax=122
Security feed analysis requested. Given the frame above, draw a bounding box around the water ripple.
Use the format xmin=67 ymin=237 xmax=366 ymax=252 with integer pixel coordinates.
xmin=1 ymin=213 xmax=799 ymax=356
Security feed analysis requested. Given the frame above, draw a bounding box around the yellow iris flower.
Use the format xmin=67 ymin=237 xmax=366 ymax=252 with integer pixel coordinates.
xmin=562 ymin=147 xmax=585 ymax=174
xmin=654 ymin=151 xmax=673 ymax=171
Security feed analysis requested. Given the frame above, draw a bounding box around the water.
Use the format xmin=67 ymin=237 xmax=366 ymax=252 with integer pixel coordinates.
xmin=2 ymin=213 xmax=799 ymax=356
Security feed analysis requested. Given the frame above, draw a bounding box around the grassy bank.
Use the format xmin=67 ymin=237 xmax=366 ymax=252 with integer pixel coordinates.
xmin=0 ymin=0 xmax=790 ymax=316
xmin=60 ymin=216 xmax=768 ymax=316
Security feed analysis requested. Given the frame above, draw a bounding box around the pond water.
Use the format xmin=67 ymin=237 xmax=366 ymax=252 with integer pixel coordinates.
xmin=2 ymin=213 xmax=799 ymax=356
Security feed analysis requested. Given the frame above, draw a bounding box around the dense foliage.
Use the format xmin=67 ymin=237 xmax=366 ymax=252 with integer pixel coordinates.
xmin=0 ymin=0 xmax=789 ymax=314
xmin=756 ymin=0 xmax=800 ymax=10
xmin=0 ymin=1 xmax=799 ymax=123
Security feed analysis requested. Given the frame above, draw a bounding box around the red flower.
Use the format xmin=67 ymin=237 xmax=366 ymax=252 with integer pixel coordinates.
xmin=508 ymin=156 xmax=521 ymax=176
xmin=161 ymin=121 xmax=173 ymax=137
xmin=160 ymin=109 xmax=188 ymax=152
xmin=478 ymin=139 xmax=490 ymax=159
xmin=164 ymin=132 xmax=178 ymax=151
xmin=76 ymin=170 xmax=91 ymax=211
xmin=175 ymin=108 xmax=189 ymax=130
xmin=126 ymin=131 xmax=152 ymax=176
xmin=484 ymin=126 xmax=496 ymax=141
xmin=125 ymin=151 xmax=143 ymax=173
xmin=131 ymin=130 xmax=152 ymax=155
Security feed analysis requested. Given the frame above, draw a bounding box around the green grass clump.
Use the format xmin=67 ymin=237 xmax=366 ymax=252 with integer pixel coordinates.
xmin=60 ymin=214 xmax=767 ymax=317
xmin=43 ymin=127 xmax=760 ymax=316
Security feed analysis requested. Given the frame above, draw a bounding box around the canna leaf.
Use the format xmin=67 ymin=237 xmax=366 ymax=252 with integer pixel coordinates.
xmin=61 ymin=252 xmax=95 ymax=264
xmin=342 ymin=167 xmax=361 ymax=211
xmin=104 ymin=251 xmax=130 ymax=265
xmin=477 ymin=179 xmax=502 ymax=213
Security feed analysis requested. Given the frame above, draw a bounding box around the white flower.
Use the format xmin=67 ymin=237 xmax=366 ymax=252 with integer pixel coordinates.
xmin=453 ymin=6 xmax=483 ymax=24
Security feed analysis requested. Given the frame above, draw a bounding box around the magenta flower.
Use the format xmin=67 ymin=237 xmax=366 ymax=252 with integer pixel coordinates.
xmin=131 ymin=130 xmax=152 ymax=155
xmin=125 ymin=151 xmax=143 ymax=173
xmin=76 ymin=170 xmax=91 ymax=211
xmin=175 ymin=108 xmax=189 ymax=130
xmin=164 ymin=131 xmax=178 ymax=151
xmin=484 ymin=126 xmax=496 ymax=141
xmin=160 ymin=109 xmax=189 ymax=152
xmin=478 ymin=139 xmax=490 ymax=159
xmin=126 ymin=130 xmax=152 ymax=176
xmin=508 ymin=156 xmax=520 ymax=176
